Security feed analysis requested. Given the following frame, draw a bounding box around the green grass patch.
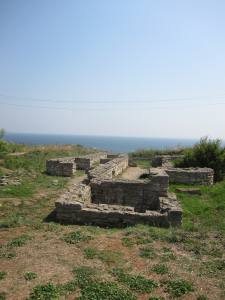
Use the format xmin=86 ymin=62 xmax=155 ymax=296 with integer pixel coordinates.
xmin=0 ymin=292 xmax=6 ymax=300
xmin=111 ymin=268 xmax=158 ymax=293
xmin=78 ymin=282 xmax=137 ymax=300
xmin=28 ymin=280 xmax=77 ymax=299
xmin=139 ymin=246 xmax=156 ymax=259
xmin=7 ymin=234 xmax=32 ymax=248
xmin=83 ymin=248 xmax=124 ymax=265
xmin=73 ymin=266 xmax=99 ymax=289
xmin=24 ymin=272 xmax=37 ymax=281
xmin=163 ymin=279 xmax=194 ymax=297
xmin=63 ymin=231 xmax=92 ymax=244
xmin=151 ymin=263 xmax=169 ymax=275
xmin=0 ymin=271 xmax=7 ymax=280
xmin=28 ymin=283 xmax=62 ymax=300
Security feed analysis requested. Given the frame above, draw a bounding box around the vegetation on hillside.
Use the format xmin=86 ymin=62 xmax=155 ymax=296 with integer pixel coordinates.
xmin=175 ymin=137 xmax=225 ymax=181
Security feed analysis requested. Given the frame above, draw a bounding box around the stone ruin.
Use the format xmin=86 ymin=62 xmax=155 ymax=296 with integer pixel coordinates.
xmin=151 ymin=154 xmax=183 ymax=168
xmin=55 ymin=154 xmax=182 ymax=228
xmin=46 ymin=152 xmax=107 ymax=176
xmin=48 ymin=152 xmax=215 ymax=228
xmin=164 ymin=167 xmax=214 ymax=185
xmin=151 ymin=155 xmax=214 ymax=186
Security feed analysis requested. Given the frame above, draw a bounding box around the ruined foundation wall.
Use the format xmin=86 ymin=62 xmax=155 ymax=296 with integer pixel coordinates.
xmin=46 ymin=158 xmax=76 ymax=176
xmin=151 ymin=155 xmax=183 ymax=168
xmin=55 ymin=192 xmax=182 ymax=228
xmin=88 ymin=155 xmax=129 ymax=180
xmin=165 ymin=167 xmax=214 ymax=185
xmin=75 ymin=152 xmax=107 ymax=170
xmin=90 ymin=169 xmax=169 ymax=211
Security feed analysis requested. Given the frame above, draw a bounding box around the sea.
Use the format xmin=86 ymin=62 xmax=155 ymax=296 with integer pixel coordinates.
xmin=4 ymin=132 xmax=198 ymax=153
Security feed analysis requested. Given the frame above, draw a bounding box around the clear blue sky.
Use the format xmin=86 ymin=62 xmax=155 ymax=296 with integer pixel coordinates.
xmin=0 ymin=0 xmax=225 ymax=138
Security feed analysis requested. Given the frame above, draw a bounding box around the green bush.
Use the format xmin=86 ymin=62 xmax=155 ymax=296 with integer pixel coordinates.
xmin=175 ymin=137 xmax=225 ymax=181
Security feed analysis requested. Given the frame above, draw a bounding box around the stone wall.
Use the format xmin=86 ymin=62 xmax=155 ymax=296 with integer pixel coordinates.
xmin=165 ymin=167 xmax=214 ymax=185
xmin=46 ymin=152 xmax=107 ymax=176
xmin=151 ymin=155 xmax=183 ymax=168
xmin=75 ymin=152 xmax=107 ymax=170
xmin=46 ymin=158 xmax=76 ymax=176
xmin=55 ymin=192 xmax=181 ymax=228
xmin=88 ymin=155 xmax=129 ymax=180
xmin=90 ymin=169 xmax=168 ymax=212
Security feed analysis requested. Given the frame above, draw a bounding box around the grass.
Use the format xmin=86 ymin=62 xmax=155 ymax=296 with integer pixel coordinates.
xmin=63 ymin=231 xmax=92 ymax=244
xmin=111 ymin=268 xmax=158 ymax=293
xmin=139 ymin=246 xmax=156 ymax=259
xmin=163 ymin=279 xmax=194 ymax=297
xmin=24 ymin=272 xmax=37 ymax=281
xmin=28 ymin=283 xmax=62 ymax=300
xmin=0 ymin=292 xmax=6 ymax=300
xmin=77 ymin=282 xmax=137 ymax=300
xmin=83 ymin=247 xmax=125 ymax=265
xmin=151 ymin=263 xmax=169 ymax=275
xmin=7 ymin=234 xmax=32 ymax=248
xmin=0 ymin=271 xmax=7 ymax=280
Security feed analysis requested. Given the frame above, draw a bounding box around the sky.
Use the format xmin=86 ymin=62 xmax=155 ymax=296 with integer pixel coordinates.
xmin=0 ymin=0 xmax=225 ymax=139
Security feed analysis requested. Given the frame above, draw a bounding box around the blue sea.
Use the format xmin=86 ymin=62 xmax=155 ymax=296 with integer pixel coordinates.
xmin=4 ymin=132 xmax=198 ymax=153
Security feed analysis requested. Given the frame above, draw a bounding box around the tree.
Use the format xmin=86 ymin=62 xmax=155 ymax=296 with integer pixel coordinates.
xmin=0 ymin=128 xmax=5 ymax=139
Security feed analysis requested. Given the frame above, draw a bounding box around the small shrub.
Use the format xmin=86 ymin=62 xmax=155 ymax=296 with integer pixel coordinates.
xmin=63 ymin=231 xmax=92 ymax=244
xmin=0 ymin=272 xmax=7 ymax=280
xmin=78 ymin=281 xmax=137 ymax=300
xmin=149 ymin=297 xmax=165 ymax=300
xmin=24 ymin=272 xmax=37 ymax=281
xmin=111 ymin=268 xmax=158 ymax=293
xmin=7 ymin=234 xmax=32 ymax=248
xmin=151 ymin=263 xmax=169 ymax=275
xmin=164 ymin=279 xmax=194 ymax=297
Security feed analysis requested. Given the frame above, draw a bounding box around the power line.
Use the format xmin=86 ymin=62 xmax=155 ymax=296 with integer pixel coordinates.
xmin=1 ymin=92 xmax=225 ymax=105
xmin=1 ymin=100 xmax=225 ymax=111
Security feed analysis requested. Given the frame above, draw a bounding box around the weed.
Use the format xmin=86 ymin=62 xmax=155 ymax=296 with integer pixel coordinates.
xmin=0 ymin=272 xmax=7 ymax=280
xmin=63 ymin=231 xmax=92 ymax=244
xmin=163 ymin=279 xmax=194 ymax=297
xmin=139 ymin=247 xmax=156 ymax=259
xmin=24 ymin=272 xmax=37 ymax=281
xmin=148 ymin=297 xmax=165 ymax=300
xmin=7 ymin=234 xmax=32 ymax=248
xmin=151 ymin=263 xmax=169 ymax=275
xmin=77 ymin=282 xmax=137 ymax=300
xmin=111 ymin=268 xmax=158 ymax=293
